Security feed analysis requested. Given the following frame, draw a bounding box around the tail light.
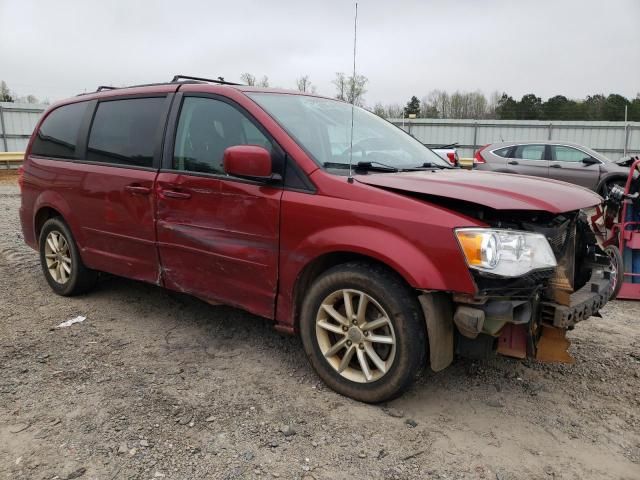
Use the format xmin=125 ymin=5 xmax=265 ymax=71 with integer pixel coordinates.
xmin=17 ymin=165 xmax=25 ymax=191
xmin=474 ymin=145 xmax=489 ymax=164
xmin=446 ymin=152 xmax=456 ymax=165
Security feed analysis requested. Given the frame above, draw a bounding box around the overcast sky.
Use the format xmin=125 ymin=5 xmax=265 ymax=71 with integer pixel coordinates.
xmin=1 ymin=0 xmax=638 ymax=105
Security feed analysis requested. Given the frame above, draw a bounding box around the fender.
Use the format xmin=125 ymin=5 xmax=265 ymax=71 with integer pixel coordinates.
xmin=295 ymin=225 xmax=452 ymax=289
xmin=275 ymin=224 xmax=476 ymax=330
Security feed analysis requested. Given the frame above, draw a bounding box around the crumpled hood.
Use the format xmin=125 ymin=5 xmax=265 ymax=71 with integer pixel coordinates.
xmin=356 ymin=169 xmax=602 ymax=213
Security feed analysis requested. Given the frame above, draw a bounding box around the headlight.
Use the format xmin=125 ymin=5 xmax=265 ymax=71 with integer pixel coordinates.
xmin=455 ymin=228 xmax=557 ymax=277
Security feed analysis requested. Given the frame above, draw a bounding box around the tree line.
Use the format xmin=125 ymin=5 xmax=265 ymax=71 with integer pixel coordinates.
xmin=239 ymin=73 xmax=640 ymax=122
xmin=3 ymin=75 xmax=639 ymax=122
xmin=377 ymin=91 xmax=640 ymax=122
xmin=0 ymin=81 xmax=46 ymax=104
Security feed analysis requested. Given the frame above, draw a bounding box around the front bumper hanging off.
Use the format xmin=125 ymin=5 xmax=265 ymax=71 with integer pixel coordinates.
xmin=421 ymin=213 xmax=612 ymax=370
xmin=540 ymin=269 xmax=611 ymax=329
xmin=420 ymin=267 xmax=612 ymax=369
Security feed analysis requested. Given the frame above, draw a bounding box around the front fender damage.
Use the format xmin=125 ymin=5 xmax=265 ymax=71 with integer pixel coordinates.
xmin=418 ymin=210 xmax=612 ymax=370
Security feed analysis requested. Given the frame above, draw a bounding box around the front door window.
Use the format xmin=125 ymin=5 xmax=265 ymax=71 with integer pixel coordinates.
xmin=173 ymin=97 xmax=272 ymax=175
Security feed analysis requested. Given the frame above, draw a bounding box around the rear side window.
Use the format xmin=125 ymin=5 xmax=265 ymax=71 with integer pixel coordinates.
xmin=87 ymin=97 xmax=165 ymax=168
xmin=493 ymin=147 xmax=511 ymax=158
xmin=31 ymin=102 xmax=87 ymax=159
xmin=513 ymin=144 xmax=547 ymax=160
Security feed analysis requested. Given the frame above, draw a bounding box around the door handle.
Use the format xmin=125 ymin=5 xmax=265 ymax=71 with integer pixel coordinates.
xmin=125 ymin=185 xmax=151 ymax=195
xmin=507 ymin=160 xmax=519 ymax=165
xmin=550 ymin=164 xmax=562 ymax=168
xmin=161 ymin=189 xmax=191 ymax=200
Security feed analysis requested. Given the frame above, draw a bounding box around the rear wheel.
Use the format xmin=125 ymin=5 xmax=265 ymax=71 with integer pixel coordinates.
xmin=605 ymin=245 xmax=624 ymax=300
xmin=300 ymin=262 xmax=426 ymax=403
xmin=39 ymin=217 xmax=97 ymax=296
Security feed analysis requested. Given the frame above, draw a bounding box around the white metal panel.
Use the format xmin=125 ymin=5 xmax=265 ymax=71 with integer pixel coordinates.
xmin=0 ymin=103 xmax=46 ymax=152
xmin=6 ymin=138 xmax=30 ymax=151
xmin=391 ymin=119 xmax=640 ymax=161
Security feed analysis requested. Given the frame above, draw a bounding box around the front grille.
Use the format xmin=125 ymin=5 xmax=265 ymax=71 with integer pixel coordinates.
xmin=522 ymin=217 xmax=577 ymax=293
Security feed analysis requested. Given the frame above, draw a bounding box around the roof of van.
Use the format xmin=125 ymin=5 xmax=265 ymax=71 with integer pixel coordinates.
xmin=78 ymin=81 xmax=328 ymax=98
xmin=51 ymin=81 xmax=334 ymax=110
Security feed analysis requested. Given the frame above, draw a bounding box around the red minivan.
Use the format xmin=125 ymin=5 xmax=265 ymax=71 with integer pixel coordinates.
xmin=20 ymin=76 xmax=613 ymax=402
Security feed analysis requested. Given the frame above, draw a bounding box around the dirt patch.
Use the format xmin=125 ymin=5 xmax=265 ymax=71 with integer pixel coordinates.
xmin=1 ymin=185 xmax=638 ymax=479
xmin=0 ymin=170 xmax=19 ymax=184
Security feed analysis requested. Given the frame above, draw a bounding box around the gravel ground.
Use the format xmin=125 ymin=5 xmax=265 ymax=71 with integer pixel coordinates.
xmin=1 ymin=180 xmax=639 ymax=480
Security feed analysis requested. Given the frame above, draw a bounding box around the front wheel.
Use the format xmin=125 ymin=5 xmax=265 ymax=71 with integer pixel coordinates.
xmin=300 ymin=262 xmax=426 ymax=403
xmin=605 ymin=245 xmax=624 ymax=300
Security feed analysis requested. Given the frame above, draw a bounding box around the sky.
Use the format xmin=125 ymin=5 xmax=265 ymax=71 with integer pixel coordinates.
xmin=1 ymin=0 xmax=639 ymax=106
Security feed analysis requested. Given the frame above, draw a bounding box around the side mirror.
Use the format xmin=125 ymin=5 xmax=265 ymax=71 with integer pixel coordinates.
xmin=582 ymin=157 xmax=599 ymax=166
xmin=223 ymin=145 xmax=272 ymax=180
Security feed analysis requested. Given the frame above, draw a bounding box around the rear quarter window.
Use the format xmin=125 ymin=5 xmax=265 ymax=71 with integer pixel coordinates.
xmin=87 ymin=97 xmax=165 ymax=168
xmin=31 ymin=102 xmax=88 ymax=159
xmin=513 ymin=144 xmax=546 ymax=160
xmin=493 ymin=147 xmax=512 ymax=158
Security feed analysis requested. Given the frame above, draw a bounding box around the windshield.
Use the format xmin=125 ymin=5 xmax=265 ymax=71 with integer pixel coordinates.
xmin=247 ymin=93 xmax=452 ymax=172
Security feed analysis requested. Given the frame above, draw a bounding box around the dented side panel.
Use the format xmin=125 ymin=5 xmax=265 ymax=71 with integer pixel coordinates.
xmin=155 ymin=172 xmax=283 ymax=319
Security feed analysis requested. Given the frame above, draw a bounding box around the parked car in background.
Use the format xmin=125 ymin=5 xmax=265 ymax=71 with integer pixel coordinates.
xmin=431 ymin=143 xmax=459 ymax=167
xmin=474 ymin=141 xmax=631 ymax=196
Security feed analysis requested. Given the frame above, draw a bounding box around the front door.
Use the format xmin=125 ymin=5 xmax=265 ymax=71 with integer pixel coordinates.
xmin=506 ymin=144 xmax=550 ymax=178
xmin=548 ymin=145 xmax=600 ymax=190
xmin=155 ymin=95 xmax=283 ymax=319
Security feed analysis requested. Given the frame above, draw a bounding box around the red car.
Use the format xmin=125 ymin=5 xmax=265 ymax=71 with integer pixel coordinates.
xmin=19 ymin=76 xmax=612 ymax=402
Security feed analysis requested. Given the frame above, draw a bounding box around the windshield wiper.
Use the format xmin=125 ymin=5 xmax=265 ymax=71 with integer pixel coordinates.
xmin=324 ymin=160 xmax=444 ymax=173
xmin=356 ymin=161 xmax=399 ymax=172
xmin=322 ymin=161 xmax=397 ymax=172
xmin=420 ymin=162 xmax=449 ymax=169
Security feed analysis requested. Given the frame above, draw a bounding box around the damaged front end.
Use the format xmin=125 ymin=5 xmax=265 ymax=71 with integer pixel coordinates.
xmin=425 ymin=209 xmax=612 ymax=369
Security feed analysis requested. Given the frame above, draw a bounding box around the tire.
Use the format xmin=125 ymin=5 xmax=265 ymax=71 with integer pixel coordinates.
xmin=299 ymin=262 xmax=426 ymax=403
xmin=605 ymin=245 xmax=624 ymax=300
xmin=39 ymin=217 xmax=97 ymax=296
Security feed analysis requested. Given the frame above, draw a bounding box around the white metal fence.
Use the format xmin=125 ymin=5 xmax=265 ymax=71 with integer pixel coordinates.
xmin=0 ymin=102 xmax=47 ymax=152
xmin=2 ymin=103 xmax=639 ymax=162
xmin=390 ymin=118 xmax=640 ymax=160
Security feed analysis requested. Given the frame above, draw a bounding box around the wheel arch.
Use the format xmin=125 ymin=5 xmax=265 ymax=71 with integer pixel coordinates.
xmin=34 ymin=206 xmax=63 ymax=245
xmin=290 ymin=250 xmax=421 ymax=333
xmin=596 ymin=173 xmax=628 ymax=195
xmin=32 ymin=190 xmax=84 ymax=253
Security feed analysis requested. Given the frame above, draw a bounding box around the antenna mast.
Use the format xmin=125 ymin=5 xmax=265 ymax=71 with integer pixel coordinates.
xmin=348 ymin=2 xmax=358 ymax=183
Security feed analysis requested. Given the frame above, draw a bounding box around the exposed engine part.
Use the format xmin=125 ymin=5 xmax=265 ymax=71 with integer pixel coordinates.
xmin=453 ymin=300 xmax=532 ymax=339
xmin=453 ymin=307 xmax=484 ymax=339
xmin=535 ymin=325 xmax=574 ymax=364
xmin=497 ymin=323 xmax=528 ymax=359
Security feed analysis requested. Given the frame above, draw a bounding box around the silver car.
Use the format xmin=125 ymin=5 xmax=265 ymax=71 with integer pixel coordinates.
xmin=474 ymin=141 xmax=630 ymax=195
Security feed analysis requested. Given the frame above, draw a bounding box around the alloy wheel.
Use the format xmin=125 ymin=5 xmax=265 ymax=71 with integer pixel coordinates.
xmin=315 ymin=289 xmax=396 ymax=383
xmin=44 ymin=230 xmax=72 ymax=284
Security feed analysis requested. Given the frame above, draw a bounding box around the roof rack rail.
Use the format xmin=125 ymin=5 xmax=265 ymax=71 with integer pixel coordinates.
xmin=171 ymin=75 xmax=242 ymax=86
xmin=96 ymin=85 xmax=117 ymax=92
